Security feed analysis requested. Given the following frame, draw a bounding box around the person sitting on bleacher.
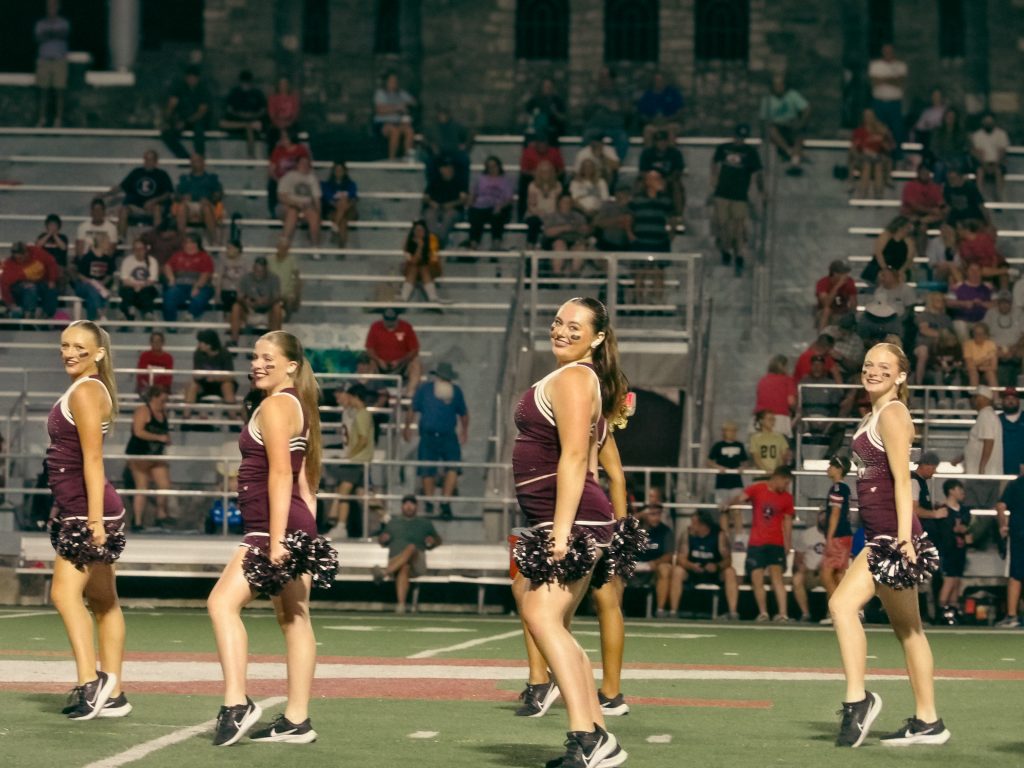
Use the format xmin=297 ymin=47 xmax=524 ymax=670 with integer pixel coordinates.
xmin=365 ymin=307 xmax=422 ymax=397
xmin=135 ymin=330 xmax=174 ymax=395
xmin=569 ymin=159 xmax=609 ymax=220
xmin=985 ymin=293 xmax=1024 ymax=385
xmin=400 ymin=220 xmax=442 ymax=303
xmin=639 ymin=130 xmax=687 ymax=218
xmin=796 ymin=354 xmax=844 ymax=450
xmin=592 ymin=186 xmax=633 ymax=252
xmin=872 ymin=266 xmax=919 ymax=340
xmin=466 ymin=156 xmax=515 ymax=250
xmin=75 ymin=198 xmax=118 ymax=258
xmin=899 ymin=164 xmax=945 ymax=250
xmin=267 ymin=130 xmax=311 ymax=217
xmin=943 ymin=165 xmax=992 ymax=231
xmin=947 ymin=262 xmax=993 ymax=342
xmin=162 ymin=233 xmax=215 ymax=322
xmin=277 ymin=154 xmax=322 ymax=249
xmin=374 ymin=72 xmax=417 ymax=161
xmin=183 ymin=329 xmax=236 ymax=418
xmin=791 ymin=509 xmax=827 ymax=623
xmin=174 ymin=154 xmax=223 ymax=246
xmin=162 ymin=65 xmax=212 ymax=159
xmin=630 ymin=501 xmax=676 ymax=619
xmin=215 ymin=239 xmax=247 ymax=320
xmin=422 ymin=159 xmax=467 ymax=249
xmin=228 ymin=256 xmax=282 ymax=347
xmin=267 ymin=77 xmax=301 ymax=151
xmin=70 ymin=232 xmax=116 ymax=321
xmin=373 ymin=494 xmax=442 ymax=614
xmin=524 ymin=159 xmax=562 ymax=249
xmin=573 ymin=132 xmax=620 ymax=190
xmin=542 ymin=193 xmax=591 ymax=277
xmin=107 ymin=150 xmax=174 ymax=240
xmin=816 ymin=259 xmax=857 ymax=331
xmin=421 ymin=106 xmax=472 ymax=189
xmin=219 ymin=69 xmax=267 ymax=159
xmin=914 ymin=292 xmax=955 ymax=385
xmin=267 ymin=238 xmax=302 ymax=317
xmin=140 ymin=215 xmax=183 ymax=267
xmin=517 ymin=133 xmax=565 ymax=221
xmin=322 ymin=161 xmax=359 ymax=248
xmin=673 ymin=508 xmax=740 ymax=621
xmin=1 ymin=241 xmax=60 ymax=320
xmin=35 ymin=213 xmax=69 ymax=272
xmin=957 ymin=219 xmax=1008 ymax=290
xmin=117 ymin=237 xmax=160 ymax=322
xmin=637 ymin=72 xmax=684 ymax=147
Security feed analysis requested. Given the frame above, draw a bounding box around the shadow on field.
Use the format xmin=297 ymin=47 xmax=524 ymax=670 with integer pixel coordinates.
xmin=474 ymin=742 xmax=559 ymax=766
xmin=992 ymin=742 xmax=1024 ymax=756
xmin=805 ymin=720 xmax=839 ymax=742
xmin=23 ymin=692 xmax=62 ymax=712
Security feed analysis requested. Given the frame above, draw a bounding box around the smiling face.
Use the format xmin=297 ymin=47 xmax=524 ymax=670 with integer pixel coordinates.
xmin=550 ymin=301 xmax=602 ymax=365
xmin=60 ymin=325 xmax=102 ymax=380
xmin=250 ymin=337 xmax=297 ymax=393
xmin=861 ymin=345 xmax=905 ymax=400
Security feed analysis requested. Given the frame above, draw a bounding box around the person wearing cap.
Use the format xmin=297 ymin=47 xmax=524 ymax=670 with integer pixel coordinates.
xmin=983 ymin=291 xmax=1023 ymax=384
xmin=759 ymin=72 xmax=810 ymax=174
xmin=637 ymin=71 xmax=684 ymax=147
xmin=999 ymin=387 xmax=1024 ymax=478
xmin=858 ymin=299 xmax=903 ymax=346
xmin=816 ymin=259 xmax=857 ymax=331
xmin=962 ymin=321 xmax=999 ymax=388
xmin=1 ymin=241 xmax=60 ymax=319
xmin=328 ymin=384 xmax=375 ymax=539
xmin=364 ymin=307 xmax=422 ymax=397
xmin=820 ymin=456 xmax=855 ymax=603
xmin=872 ymin=265 xmax=919 ymax=333
xmin=373 ymin=494 xmax=441 ymax=613
xmin=404 ymin=362 xmax=468 ymax=520
xmin=911 ymin=451 xmax=943 ymax=585
xmin=672 ymin=509 xmax=739 ymax=620
xmin=638 ymin=130 xmax=686 ymax=216
xmin=931 ymin=479 xmax=973 ymax=624
xmin=228 ymin=256 xmax=283 ymax=346
xmin=709 ymin=123 xmax=764 ymax=277
xmin=572 ymin=132 xmax=620 ymax=189
xmin=953 ymin=385 xmax=1003 ymax=513
xmin=631 ymin=502 xmax=676 ymax=618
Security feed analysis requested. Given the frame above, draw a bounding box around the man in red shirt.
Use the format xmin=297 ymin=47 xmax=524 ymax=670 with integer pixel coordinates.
xmin=1 ymin=241 xmax=61 ymax=319
xmin=720 ymin=466 xmax=794 ymax=622
xmin=794 ymin=334 xmax=843 ymax=384
xmin=136 ymin=330 xmax=175 ymax=394
xmin=815 ymin=259 xmax=857 ymax=330
xmin=900 ymin=164 xmax=945 ymax=246
xmin=162 ymin=233 xmax=215 ymax=322
xmin=957 ymin=219 xmax=1008 ymax=287
xmin=365 ymin=307 xmax=422 ymax=396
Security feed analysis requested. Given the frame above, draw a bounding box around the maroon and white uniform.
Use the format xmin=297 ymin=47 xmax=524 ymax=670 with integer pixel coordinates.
xmin=237 ymin=388 xmax=317 ymax=547
xmin=851 ymin=399 xmax=923 ymax=540
xmin=513 ymin=362 xmax=614 ymax=545
xmin=46 ymin=375 xmax=124 ymax=531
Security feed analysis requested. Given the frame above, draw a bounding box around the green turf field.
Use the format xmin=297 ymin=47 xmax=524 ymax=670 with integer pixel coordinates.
xmin=1 ymin=608 xmax=1021 ymax=767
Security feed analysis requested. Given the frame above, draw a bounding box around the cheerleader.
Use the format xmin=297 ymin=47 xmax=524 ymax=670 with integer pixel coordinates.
xmin=48 ymin=320 xmax=128 ymax=720
xmin=207 ymin=331 xmax=337 ymax=747
xmin=829 ymin=342 xmax=949 ymax=747
xmin=511 ymin=298 xmax=629 ymax=768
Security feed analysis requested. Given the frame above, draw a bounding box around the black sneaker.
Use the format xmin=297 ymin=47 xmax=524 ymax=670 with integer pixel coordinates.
xmin=879 ymin=717 xmax=951 ymax=746
xmin=835 ymin=691 xmax=882 ymax=747
xmin=99 ymin=693 xmax=133 ymax=718
xmin=439 ymin=503 xmax=453 ymax=520
xmin=61 ymin=685 xmax=83 ymax=715
xmin=598 ymin=690 xmax=630 ymax=716
xmin=250 ymin=714 xmax=318 ymax=744
xmin=546 ymin=725 xmax=627 ymax=768
xmin=66 ymin=672 xmax=117 ymax=721
xmin=515 ymin=681 xmax=560 ymax=717
xmin=212 ymin=697 xmax=262 ymax=746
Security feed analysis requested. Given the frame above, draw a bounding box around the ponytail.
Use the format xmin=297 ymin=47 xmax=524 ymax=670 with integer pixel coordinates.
xmin=568 ymin=297 xmax=629 ymax=419
xmin=69 ymin=320 xmax=118 ymax=420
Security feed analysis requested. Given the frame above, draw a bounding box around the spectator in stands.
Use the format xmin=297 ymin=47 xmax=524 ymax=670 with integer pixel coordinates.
xmin=162 ymin=233 xmax=214 ymax=322
xmin=954 ymin=385 xmax=1003 ymax=513
xmin=35 ymin=213 xmax=69 ymax=272
xmin=219 ymin=70 xmax=267 ymax=159
xmin=267 ymin=77 xmax=301 ymax=150
xmin=228 ymin=256 xmax=282 ymax=346
xmin=928 ymin=107 xmax=970 ymax=182
xmin=162 ymin=65 xmax=212 ymax=159
xmin=631 ymin=502 xmax=676 ymax=618
xmin=914 ymin=292 xmax=955 ymax=385
xmin=140 ymin=216 xmax=183 ymax=267
xmin=911 ymin=452 xmax=940 ymax=563
xmin=277 ymin=154 xmax=322 ymax=248
xmin=108 ymin=150 xmax=174 ymax=239
xmin=934 ymin=479 xmax=973 ymax=623
xmin=794 ymin=334 xmax=843 ymax=384
xmin=821 ymin=455 xmax=854 ymax=602
xmin=215 ymin=239 xmax=246 ymax=319
xmin=422 ymin=159 xmax=466 ymax=248
xmin=135 ymin=331 xmax=174 ymax=394
xmin=707 ymin=421 xmax=750 ymax=541
xmin=125 ymin=385 xmax=173 ymax=531
xmin=858 ymin=300 xmax=903 ymax=347
xmin=373 ymin=495 xmax=441 ymax=613
xmin=267 ymin=238 xmax=301 ymax=317
xmin=420 ymin=106 xmax=472 ymax=188
xmin=816 ymin=259 xmax=857 ymax=330
xmin=929 ymin=329 xmax=965 ymax=397
xmin=849 ymin=107 xmax=894 ymax=198
xmin=986 ymin=296 xmax=1024 ymax=385
xmin=267 ymin=130 xmax=311 ymax=218
xmin=583 ymin=67 xmax=631 ymax=162
xmin=900 ymin=164 xmax=945 ymax=250
xmin=405 ymin=362 xmax=468 ymax=520
xmin=175 ymin=153 xmax=223 ymax=245
xmin=573 ymin=133 xmax=620 ymax=189
xmin=797 ymin=355 xmax=844 ymax=449
xmin=872 ymin=266 xmax=919 ymax=333
xmin=754 ymin=355 xmax=796 ymax=437
xmin=710 ymin=124 xmax=763 ymax=277
xmin=118 ymin=238 xmax=160 ymax=321
xmin=328 ymin=383 xmax=375 ymax=539
xmin=1001 ymin=388 xmax=1024 ymax=478
xmin=867 ymin=43 xmax=907 ymax=158
xmin=466 ymin=156 xmax=515 ymax=250
xmin=70 ymin=233 xmax=116 ymax=321
xmin=637 ymin=72 xmax=684 ymax=146
xmin=824 ymin=312 xmax=867 ymax=379
xmin=183 ymin=329 xmax=236 ymax=415
xmin=569 ymin=159 xmax=609 ymax=219
xmin=672 ymin=509 xmax=740 ymax=620
xmin=524 ymin=159 xmax=561 ymax=248
xmin=1 ymin=241 xmax=60 ymax=319
xmin=522 ymin=77 xmax=567 ymax=145
xmin=322 ymin=161 xmax=360 ymax=248
xmin=720 ymin=466 xmax=794 ymax=622
xmin=373 ymin=71 xmax=416 ymax=160
xmin=34 ymin=0 xmax=69 ymax=127
xmin=365 ymin=307 xmax=422 ymax=397
xmin=957 ymin=220 xmax=1008 ymax=288
xmin=792 ymin=510 xmax=827 ymax=622
xmin=996 ymin=470 xmax=1024 ymax=627
xmin=962 ymin=321 xmax=999 ymax=388
xmin=75 ymin=198 xmax=118 ymax=258
xmin=517 ymin=133 xmax=565 ymax=221
xmin=593 ymin=187 xmax=633 ymax=252
xmin=639 ymin=130 xmax=687 ymax=218
xmin=628 ymin=169 xmax=674 ymax=254
xmin=913 ymin=89 xmax=947 ymax=155
xmin=749 ymin=410 xmax=791 ymax=477
xmin=542 ymin=193 xmax=590 ymax=276
xmin=943 ymin=165 xmax=991 ymax=229
xmin=862 ymin=215 xmax=915 ymax=284
xmin=760 ymin=72 xmax=810 ymax=174
xmin=400 ymin=220 xmax=442 ymax=303
xmin=947 ymin=262 xmax=993 ymax=341
xmin=970 ymin=112 xmax=1011 ymax=202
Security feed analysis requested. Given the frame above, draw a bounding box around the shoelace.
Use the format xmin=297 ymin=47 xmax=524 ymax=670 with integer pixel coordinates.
xmin=64 ymin=685 xmax=84 ymax=709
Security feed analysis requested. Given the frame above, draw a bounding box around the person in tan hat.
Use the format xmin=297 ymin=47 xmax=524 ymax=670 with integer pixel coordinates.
xmin=953 ymin=385 xmax=1003 ymax=512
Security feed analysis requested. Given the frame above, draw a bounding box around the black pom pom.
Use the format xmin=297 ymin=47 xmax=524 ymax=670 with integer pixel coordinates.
xmin=605 ymin=515 xmax=649 ymax=581
xmin=512 ymin=528 xmax=597 ymax=586
xmin=283 ymin=531 xmax=339 ymax=590
xmin=241 ymin=545 xmax=295 ymax=596
xmin=865 ymin=534 xmax=940 ymax=590
xmin=51 ymin=518 xmax=126 ymax=571
xmin=559 ymin=530 xmax=598 ymax=583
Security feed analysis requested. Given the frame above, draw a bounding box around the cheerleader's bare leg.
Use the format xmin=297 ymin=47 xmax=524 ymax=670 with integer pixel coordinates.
xmin=83 ymin=563 xmax=125 ymax=696
xmin=592 ymin=576 xmax=626 ymax=699
xmin=208 ymin=547 xmax=255 ymax=706
xmin=52 ymin=557 xmax=101 ymax=685
xmin=271 ymin=573 xmax=315 ymax=724
xmin=876 ymin=583 xmax=938 ymax=722
xmin=828 ymin=551 xmax=876 ymax=702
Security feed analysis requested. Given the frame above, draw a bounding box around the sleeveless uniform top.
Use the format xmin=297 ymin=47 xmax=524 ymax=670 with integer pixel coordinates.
xmin=46 ymin=375 xmax=123 ymax=519
xmin=237 ymin=388 xmax=317 ymax=538
xmin=687 ymin=531 xmax=723 ymax=567
xmin=512 ymin=362 xmax=614 ymax=544
xmin=125 ymin=403 xmax=169 ymax=456
xmin=851 ymin=399 xmax=923 ymax=540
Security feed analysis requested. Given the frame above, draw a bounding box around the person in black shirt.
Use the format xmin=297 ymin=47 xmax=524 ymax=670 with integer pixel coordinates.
xmin=422 ymin=160 xmax=467 ymax=247
xmin=183 ymin=329 xmax=236 ymax=417
xmin=942 ymin=167 xmax=991 ymax=228
xmin=933 ymin=479 xmax=972 ymax=623
xmin=220 ymin=70 xmax=268 ymax=159
xmin=108 ymin=150 xmax=174 ymax=239
xmin=672 ymin=509 xmax=739 ymax=619
xmin=71 ymin=233 xmax=116 ymax=320
xmin=710 ymin=123 xmax=764 ymax=277
xmin=631 ymin=503 xmax=676 ymax=618
xmin=996 ymin=472 xmax=1024 ymax=626
xmin=821 ymin=455 xmax=854 ymax=600
xmin=36 ymin=213 xmax=69 ymax=271
xmin=638 ymin=130 xmax=686 ymax=217
xmin=707 ymin=421 xmax=749 ymax=542
xmin=162 ymin=65 xmax=212 ymax=159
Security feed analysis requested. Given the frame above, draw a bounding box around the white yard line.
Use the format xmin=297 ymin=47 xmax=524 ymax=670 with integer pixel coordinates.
xmin=80 ymin=695 xmax=286 ymax=768
xmin=0 ymin=611 xmax=55 ymax=620
xmin=406 ymin=629 xmax=523 ymax=659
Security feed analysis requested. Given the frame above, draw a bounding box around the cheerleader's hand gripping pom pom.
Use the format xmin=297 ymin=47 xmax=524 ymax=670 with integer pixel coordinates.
xmin=865 ymin=534 xmax=940 ymax=589
xmin=513 ymin=528 xmax=597 ymax=586
xmin=283 ymin=530 xmax=340 ymax=589
xmin=242 ymin=545 xmax=296 ymax=596
xmin=51 ymin=519 xmax=126 ymax=571
xmin=605 ymin=515 xmax=649 ymax=581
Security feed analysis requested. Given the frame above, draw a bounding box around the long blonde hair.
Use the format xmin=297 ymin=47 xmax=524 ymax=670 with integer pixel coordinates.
xmin=68 ymin=320 xmax=118 ymax=420
xmin=868 ymin=341 xmax=910 ymax=403
xmin=261 ymin=331 xmax=322 ymax=490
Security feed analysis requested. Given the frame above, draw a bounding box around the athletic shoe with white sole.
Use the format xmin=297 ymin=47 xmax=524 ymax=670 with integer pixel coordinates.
xmin=515 ymin=681 xmax=560 ymax=717
xmin=99 ymin=693 xmax=133 ymax=718
xmin=879 ymin=717 xmax=951 ymax=746
xmin=66 ymin=672 xmax=118 ymax=721
xmin=212 ymin=697 xmax=262 ymax=747
xmin=598 ymin=690 xmax=630 ymax=716
xmin=249 ymin=714 xmax=318 ymax=743
xmin=835 ymin=690 xmax=883 ymax=748
xmin=545 ymin=725 xmax=627 ymax=768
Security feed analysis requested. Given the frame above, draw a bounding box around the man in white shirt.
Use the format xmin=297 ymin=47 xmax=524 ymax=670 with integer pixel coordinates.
xmin=956 ymin=385 xmax=1003 ymax=511
xmin=276 ymin=155 xmax=322 ymax=247
xmin=984 ymin=291 xmax=1024 ymax=383
xmin=573 ymin=133 xmax=620 ymax=187
xmin=970 ymin=112 xmax=1011 ymax=201
xmin=868 ymin=43 xmax=908 ymax=158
